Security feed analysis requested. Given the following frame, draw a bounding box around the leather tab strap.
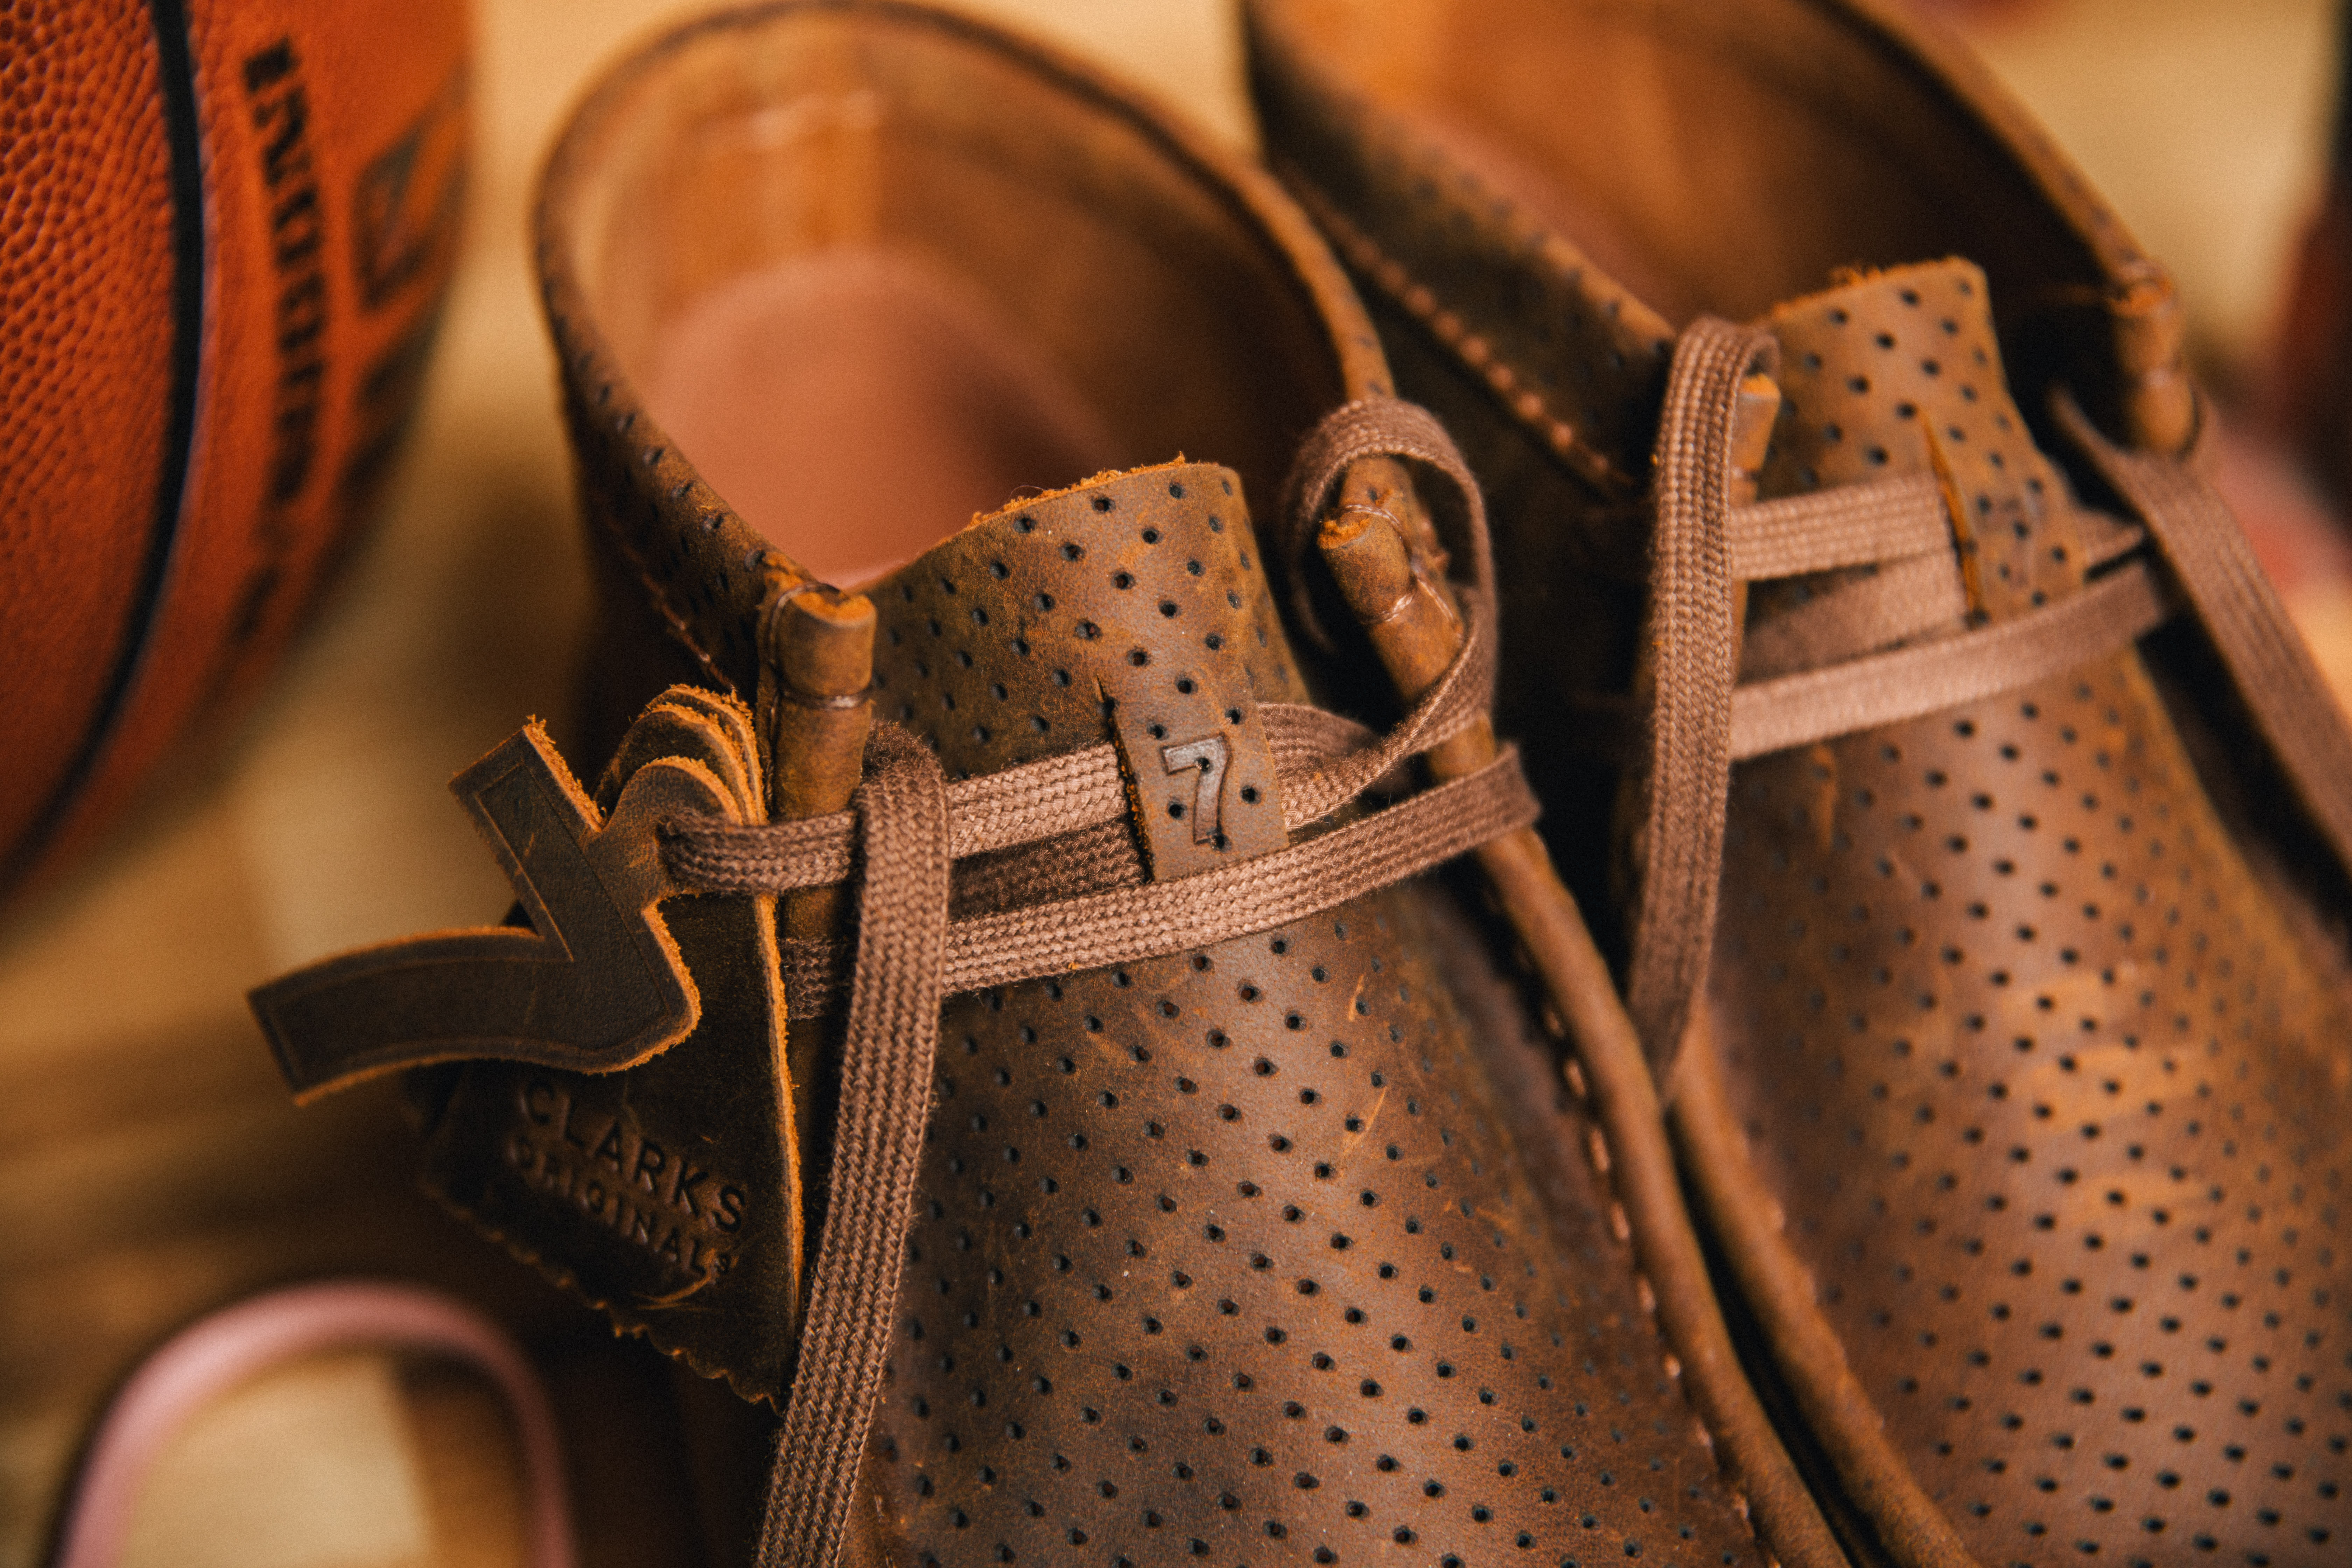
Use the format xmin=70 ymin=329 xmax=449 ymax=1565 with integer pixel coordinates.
xmin=253 ymin=707 xmax=756 ymax=1101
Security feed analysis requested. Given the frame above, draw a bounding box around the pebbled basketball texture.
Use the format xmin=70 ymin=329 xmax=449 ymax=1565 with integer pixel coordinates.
xmin=0 ymin=0 xmax=467 ymax=898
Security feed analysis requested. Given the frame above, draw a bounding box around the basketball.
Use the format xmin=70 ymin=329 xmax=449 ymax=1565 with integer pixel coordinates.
xmin=0 ymin=0 xmax=468 ymax=897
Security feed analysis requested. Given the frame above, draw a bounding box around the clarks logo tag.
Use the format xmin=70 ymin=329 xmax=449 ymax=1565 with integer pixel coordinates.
xmin=505 ymin=1077 xmax=743 ymax=1296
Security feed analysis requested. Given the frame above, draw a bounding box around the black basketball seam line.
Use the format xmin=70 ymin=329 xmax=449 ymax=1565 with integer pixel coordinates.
xmin=2 ymin=0 xmax=208 ymax=891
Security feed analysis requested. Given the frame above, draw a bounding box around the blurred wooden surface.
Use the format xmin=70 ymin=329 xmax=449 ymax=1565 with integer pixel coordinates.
xmin=0 ymin=0 xmax=2340 ymax=1562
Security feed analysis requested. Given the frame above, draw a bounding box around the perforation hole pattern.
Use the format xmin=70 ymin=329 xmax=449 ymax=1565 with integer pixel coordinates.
xmin=852 ymin=472 xmax=1766 ymax=1564
xmin=876 ymin=886 xmax=1764 ymax=1567
xmin=1713 ymin=647 xmax=2352 ymax=1568
xmin=866 ymin=463 xmax=1296 ymax=784
xmin=1756 ymin=259 xmax=2082 ymax=636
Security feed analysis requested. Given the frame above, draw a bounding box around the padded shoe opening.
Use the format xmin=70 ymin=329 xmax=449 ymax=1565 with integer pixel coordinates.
xmin=554 ymin=4 xmax=1348 ymax=586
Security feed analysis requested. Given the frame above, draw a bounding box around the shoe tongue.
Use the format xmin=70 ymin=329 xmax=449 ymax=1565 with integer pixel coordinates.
xmin=863 ymin=460 xmax=1303 ymax=879
xmin=1756 ymin=258 xmax=2084 ymax=620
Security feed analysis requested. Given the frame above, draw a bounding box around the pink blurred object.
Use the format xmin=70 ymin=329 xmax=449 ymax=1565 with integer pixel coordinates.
xmin=48 ymin=1280 xmax=577 ymax=1568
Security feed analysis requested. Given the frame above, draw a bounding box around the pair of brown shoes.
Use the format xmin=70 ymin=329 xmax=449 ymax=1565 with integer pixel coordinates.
xmin=254 ymin=4 xmax=2352 ymax=1567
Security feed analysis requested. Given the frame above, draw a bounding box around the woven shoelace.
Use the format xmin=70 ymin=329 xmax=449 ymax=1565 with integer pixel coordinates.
xmin=670 ymin=590 xmax=1516 ymax=1014
xmin=660 ymin=404 xmax=1532 ymax=1568
xmin=1620 ymin=316 xmax=2352 ymax=1073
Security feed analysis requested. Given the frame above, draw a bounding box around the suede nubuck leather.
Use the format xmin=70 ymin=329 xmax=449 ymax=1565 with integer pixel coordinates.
xmin=250 ymin=6 xmax=1850 ymax=1568
xmin=1250 ymin=2 xmax=2352 ymax=1566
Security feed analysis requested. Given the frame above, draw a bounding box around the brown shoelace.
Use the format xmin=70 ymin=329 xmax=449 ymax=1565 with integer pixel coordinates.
xmin=750 ymin=722 xmax=950 ymax=1565
xmin=659 ymin=405 xmax=1533 ymax=1568
xmin=1620 ymin=316 xmax=2352 ymax=1074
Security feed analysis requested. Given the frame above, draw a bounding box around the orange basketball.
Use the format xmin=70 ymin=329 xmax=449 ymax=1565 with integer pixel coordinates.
xmin=0 ymin=0 xmax=468 ymax=896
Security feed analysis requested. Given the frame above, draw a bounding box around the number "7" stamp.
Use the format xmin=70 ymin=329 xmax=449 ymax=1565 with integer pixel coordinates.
xmin=1160 ymin=735 xmax=1231 ymax=845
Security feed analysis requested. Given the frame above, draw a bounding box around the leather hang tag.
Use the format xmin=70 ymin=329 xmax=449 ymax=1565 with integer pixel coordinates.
xmin=412 ymin=687 xmax=808 ymax=1404
xmin=254 ymin=720 xmax=731 ymax=1098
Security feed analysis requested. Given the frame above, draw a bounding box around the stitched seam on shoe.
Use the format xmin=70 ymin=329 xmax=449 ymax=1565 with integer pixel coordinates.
xmin=1282 ymin=170 xmax=1640 ymax=499
xmin=1297 ymin=193 xmax=1776 ymax=1547
xmin=1537 ymin=1003 xmax=1768 ymax=1555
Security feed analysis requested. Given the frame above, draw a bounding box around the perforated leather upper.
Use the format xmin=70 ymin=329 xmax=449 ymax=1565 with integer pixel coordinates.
xmin=858 ymin=467 xmax=1771 ymax=1568
xmin=1245 ymin=1 xmax=2349 ymax=1561
xmin=1709 ymin=264 xmax=2352 ymax=1567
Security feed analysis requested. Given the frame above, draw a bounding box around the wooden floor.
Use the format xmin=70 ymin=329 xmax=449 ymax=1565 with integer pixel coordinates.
xmin=0 ymin=0 xmax=2339 ymax=1563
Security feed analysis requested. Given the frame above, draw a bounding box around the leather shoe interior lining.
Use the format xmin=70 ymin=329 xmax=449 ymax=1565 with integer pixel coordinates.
xmin=558 ymin=6 xmax=1345 ymax=585
xmin=1275 ymin=0 xmax=2112 ymax=327
xmin=643 ymin=251 xmax=1117 ymax=588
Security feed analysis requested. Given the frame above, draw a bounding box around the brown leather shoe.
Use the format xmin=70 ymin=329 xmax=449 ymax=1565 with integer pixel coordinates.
xmin=251 ymin=5 xmax=1844 ymax=1566
xmin=1251 ymin=2 xmax=2352 ymax=1566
